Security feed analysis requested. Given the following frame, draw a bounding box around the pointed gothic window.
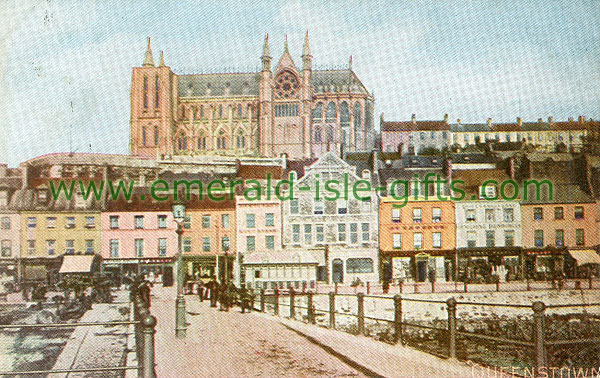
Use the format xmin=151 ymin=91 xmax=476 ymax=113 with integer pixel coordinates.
xmin=178 ymin=136 xmax=188 ymax=150
xmin=142 ymin=127 xmax=147 ymax=146
xmin=326 ymin=102 xmax=336 ymax=122
xmin=143 ymin=76 xmax=148 ymax=109
xmin=154 ymin=75 xmax=159 ymax=107
xmin=312 ymin=103 xmax=323 ymax=121
xmin=236 ymin=130 xmax=246 ymax=149
xmin=327 ymin=125 xmax=335 ymax=143
xmin=197 ymin=134 xmax=207 ymax=150
xmin=154 ymin=126 xmax=159 ymax=145
xmin=238 ymin=104 xmax=242 ymax=118
xmin=353 ymin=102 xmax=362 ymax=135
xmin=314 ymin=126 xmax=322 ymax=143
xmin=340 ymin=102 xmax=350 ymax=126
xmin=219 ymin=105 xmax=223 ymax=119
xmin=217 ymin=130 xmax=227 ymax=149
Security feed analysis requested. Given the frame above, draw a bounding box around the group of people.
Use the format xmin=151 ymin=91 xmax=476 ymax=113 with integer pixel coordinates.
xmin=194 ymin=278 xmax=255 ymax=313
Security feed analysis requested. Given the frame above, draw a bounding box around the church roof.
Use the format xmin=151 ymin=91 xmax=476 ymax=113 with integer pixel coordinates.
xmin=177 ymin=69 xmax=369 ymax=98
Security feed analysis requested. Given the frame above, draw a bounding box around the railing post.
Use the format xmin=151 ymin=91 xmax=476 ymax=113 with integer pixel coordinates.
xmin=328 ymin=291 xmax=336 ymax=329
xmin=140 ymin=314 xmax=157 ymax=378
xmin=357 ymin=293 xmax=365 ymax=335
xmin=393 ymin=295 xmax=403 ymax=344
xmin=399 ymin=280 xmax=404 ymax=294
xmin=273 ymin=288 xmax=279 ymax=316
xmin=532 ymin=301 xmax=547 ymax=373
xmin=307 ymin=292 xmax=315 ymax=324
xmin=289 ymin=287 xmax=295 ymax=320
xmin=260 ymin=289 xmax=265 ymax=312
xmin=446 ymin=297 xmax=457 ymax=359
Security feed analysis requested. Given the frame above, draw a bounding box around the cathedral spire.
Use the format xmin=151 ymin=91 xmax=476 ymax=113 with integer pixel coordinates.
xmin=143 ymin=37 xmax=155 ymax=67
xmin=158 ymin=51 xmax=165 ymax=67
xmin=284 ymin=35 xmax=289 ymax=54
xmin=349 ymin=55 xmax=353 ymax=71
xmin=261 ymin=34 xmax=272 ymax=71
xmin=302 ymin=30 xmax=311 ymax=57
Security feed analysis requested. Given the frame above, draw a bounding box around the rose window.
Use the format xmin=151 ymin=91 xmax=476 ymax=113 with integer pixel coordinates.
xmin=274 ymin=72 xmax=299 ymax=99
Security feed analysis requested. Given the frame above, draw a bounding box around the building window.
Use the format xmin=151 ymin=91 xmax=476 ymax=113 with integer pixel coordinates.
xmin=346 ymin=258 xmax=374 ymax=273
xmin=183 ymin=216 xmax=191 ymax=229
xmin=143 ymin=76 xmax=148 ymax=109
xmin=219 ymin=214 xmax=228 ymax=229
xmin=202 ymin=215 xmax=211 ymax=228
xmin=246 ymin=236 xmax=255 ymax=252
xmin=349 ymin=223 xmax=358 ymax=244
xmin=85 ymin=239 xmax=94 ymax=254
xmin=135 ymin=215 xmax=144 ymax=229
xmin=265 ymin=213 xmax=274 ymax=227
xmin=576 ymin=229 xmax=585 ymax=246
xmin=534 ymin=230 xmax=544 ymax=247
xmin=202 ymin=237 xmax=211 ymax=252
xmin=0 ymin=191 xmax=7 ymax=206
xmin=555 ymin=229 xmax=564 ymax=247
xmin=413 ymin=208 xmax=422 ymax=223
xmin=337 ymin=224 xmax=346 ymax=242
xmin=46 ymin=240 xmax=56 ymax=256
xmin=158 ymin=215 xmax=167 ymax=229
xmin=503 ymin=208 xmax=514 ymax=222
xmin=290 ymin=199 xmax=299 ymax=215
xmin=337 ymin=199 xmax=347 ymax=215
xmin=85 ymin=216 xmax=95 ymax=228
xmin=110 ymin=239 xmax=119 ymax=257
xmin=313 ymin=201 xmax=324 ymax=215
xmin=504 ymin=230 xmax=515 ymax=247
xmin=65 ymin=239 xmax=75 ymax=254
xmin=246 ymin=214 xmax=255 ymax=228
xmin=27 ymin=240 xmax=35 ymax=255
xmin=392 ymin=208 xmax=401 ymax=223
xmin=158 ymin=238 xmax=167 ymax=256
xmin=183 ymin=238 xmax=192 ymax=253
xmin=316 ymin=225 xmax=324 ymax=243
xmin=154 ymin=126 xmax=159 ymax=145
xmin=222 ymin=236 xmax=230 ymax=252
xmin=465 ymin=209 xmax=475 ymax=222
xmin=467 ymin=231 xmax=476 ymax=248
xmin=361 ymin=199 xmax=371 ymax=213
xmin=27 ymin=217 xmax=36 ymax=228
xmin=292 ymin=224 xmax=300 ymax=243
xmin=414 ymin=233 xmax=423 ymax=250
xmin=534 ymin=207 xmax=543 ymax=221
xmin=485 ymin=209 xmax=495 ymax=222
xmin=47 ymin=217 xmax=57 ymax=229
xmin=1 ymin=240 xmax=10 ymax=257
xmin=65 ymin=217 xmax=75 ymax=229
xmin=554 ymin=207 xmax=564 ymax=220
xmin=393 ymin=234 xmax=402 ymax=249
xmin=485 ymin=231 xmax=495 ymax=247
xmin=304 ymin=224 xmax=312 ymax=244
xmin=432 ymin=208 xmax=441 ymax=223
xmin=130 ymin=239 xmax=144 ymax=258
xmin=361 ymin=223 xmax=370 ymax=242
xmin=265 ymin=235 xmax=275 ymax=250
xmin=574 ymin=206 xmax=584 ymax=220
xmin=432 ymin=232 xmax=442 ymax=248
xmin=480 ymin=185 xmax=496 ymax=199
xmin=110 ymin=215 xmax=119 ymax=229
xmin=0 ymin=217 xmax=9 ymax=230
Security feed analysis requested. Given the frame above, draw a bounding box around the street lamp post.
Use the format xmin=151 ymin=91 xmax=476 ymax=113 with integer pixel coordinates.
xmin=172 ymin=203 xmax=187 ymax=338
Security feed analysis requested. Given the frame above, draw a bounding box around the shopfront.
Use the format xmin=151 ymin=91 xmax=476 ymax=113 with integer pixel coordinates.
xmin=102 ymin=257 xmax=175 ymax=286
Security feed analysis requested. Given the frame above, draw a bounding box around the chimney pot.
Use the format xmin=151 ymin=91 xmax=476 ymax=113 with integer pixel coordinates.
xmin=548 ymin=116 xmax=553 ymax=124
xmin=579 ymin=115 xmax=586 ymax=124
xmin=411 ymin=114 xmax=416 ymax=124
xmin=538 ymin=118 xmax=543 ymax=124
xmin=517 ymin=117 xmax=522 ymax=126
xmin=487 ymin=118 xmax=492 ymax=127
xmin=444 ymin=114 xmax=449 ymax=123
xmin=457 ymin=118 xmax=462 ymax=125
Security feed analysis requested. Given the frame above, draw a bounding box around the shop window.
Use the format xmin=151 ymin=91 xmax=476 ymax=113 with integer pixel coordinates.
xmin=346 ymin=258 xmax=373 ymax=273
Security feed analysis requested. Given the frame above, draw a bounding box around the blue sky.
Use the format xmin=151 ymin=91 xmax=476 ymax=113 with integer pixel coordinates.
xmin=0 ymin=0 xmax=598 ymax=166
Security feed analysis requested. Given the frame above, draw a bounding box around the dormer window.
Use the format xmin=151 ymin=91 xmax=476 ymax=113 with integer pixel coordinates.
xmin=313 ymin=200 xmax=324 ymax=215
xmin=479 ymin=185 xmax=496 ymax=199
xmin=75 ymin=191 xmax=86 ymax=209
xmin=37 ymin=190 xmax=47 ymax=202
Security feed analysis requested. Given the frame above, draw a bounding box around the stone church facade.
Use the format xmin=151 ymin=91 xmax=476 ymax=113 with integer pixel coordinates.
xmin=129 ymin=33 xmax=375 ymax=160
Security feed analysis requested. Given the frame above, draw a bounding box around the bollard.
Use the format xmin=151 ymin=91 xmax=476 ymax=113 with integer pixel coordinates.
xmin=393 ymin=295 xmax=403 ymax=344
xmin=357 ymin=293 xmax=365 ymax=335
xmin=141 ymin=314 xmax=157 ymax=378
xmin=446 ymin=297 xmax=457 ymax=359
xmin=431 ymin=281 xmax=435 ymax=293
xmin=274 ymin=288 xmax=279 ymax=316
xmin=260 ymin=289 xmax=265 ymax=312
xmin=328 ymin=291 xmax=336 ymax=329
xmin=289 ymin=287 xmax=295 ymax=320
xmin=307 ymin=292 xmax=315 ymax=324
xmin=532 ymin=301 xmax=547 ymax=372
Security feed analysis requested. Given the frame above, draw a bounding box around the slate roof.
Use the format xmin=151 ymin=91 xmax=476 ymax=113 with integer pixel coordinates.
xmin=382 ymin=121 xmax=448 ymax=132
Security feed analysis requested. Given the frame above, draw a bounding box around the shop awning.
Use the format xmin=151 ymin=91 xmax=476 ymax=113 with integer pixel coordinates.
xmin=59 ymin=255 xmax=96 ymax=274
xmin=569 ymin=250 xmax=600 ymax=265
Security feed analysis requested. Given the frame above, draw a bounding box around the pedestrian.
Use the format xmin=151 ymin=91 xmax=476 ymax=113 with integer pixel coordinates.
xmin=219 ymin=282 xmax=227 ymax=311
xmin=239 ymin=285 xmax=248 ymax=313
xmin=197 ymin=281 xmax=205 ymax=302
xmin=247 ymin=287 xmax=254 ymax=312
xmin=209 ymin=278 xmax=218 ymax=308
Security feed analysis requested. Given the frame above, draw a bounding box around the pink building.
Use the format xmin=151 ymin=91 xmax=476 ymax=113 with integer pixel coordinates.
xmin=101 ymin=195 xmax=178 ymax=286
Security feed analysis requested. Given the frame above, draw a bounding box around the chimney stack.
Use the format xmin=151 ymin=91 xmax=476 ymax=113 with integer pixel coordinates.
xmin=548 ymin=116 xmax=553 ymax=124
xmin=579 ymin=115 xmax=586 ymax=124
xmin=568 ymin=117 xmax=574 ymax=122
xmin=517 ymin=117 xmax=522 ymax=127
xmin=443 ymin=114 xmax=449 ymax=124
xmin=487 ymin=118 xmax=492 ymax=127
xmin=538 ymin=118 xmax=543 ymax=124
xmin=457 ymin=118 xmax=462 ymax=125
xmin=411 ymin=114 xmax=416 ymax=125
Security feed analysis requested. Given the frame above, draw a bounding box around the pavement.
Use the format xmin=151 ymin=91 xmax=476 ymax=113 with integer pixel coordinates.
xmin=150 ymin=287 xmax=512 ymax=378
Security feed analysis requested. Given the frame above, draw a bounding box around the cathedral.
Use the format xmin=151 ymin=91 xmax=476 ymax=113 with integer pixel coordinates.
xmin=129 ymin=33 xmax=375 ymax=160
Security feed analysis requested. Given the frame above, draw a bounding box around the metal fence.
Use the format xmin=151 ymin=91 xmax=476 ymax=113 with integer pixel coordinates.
xmin=256 ymin=287 xmax=600 ymax=372
xmin=0 ymin=288 xmax=157 ymax=378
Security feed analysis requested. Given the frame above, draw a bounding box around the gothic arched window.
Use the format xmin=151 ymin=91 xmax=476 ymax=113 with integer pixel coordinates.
xmin=154 ymin=126 xmax=159 ymax=145
xmin=274 ymin=71 xmax=299 ymax=99
xmin=197 ymin=133 xmax=207 ymax=150
xmin=326 ymin=102 xmax=337 ymax=122
xmin=327 ymin=125 xmax=335 ymax=143
xmin=238 ymin=104 xmax=242 ymax=118
xmin=312 ymin=103 xmax=323 ymax=121
xmin=340 ymin=102 xmax=350 ymax=126
xmin=178 ymin=136 xmax=188 ymax=150
xmin=353 ymin=102 xmax=362 ymax=134
xmin=236 ymin=130 xmax=246 ymax=149
xmin=314 ymin=126 xmax=322 ymax=143
xmin=217 ymin=130 xmax=227 ymax=149
xmin=142 ymin=127 xmax=147 ymax=146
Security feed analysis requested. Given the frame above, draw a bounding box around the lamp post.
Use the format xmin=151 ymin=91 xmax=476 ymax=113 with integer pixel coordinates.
xmin=172 ymin=203 xmax=187 ymax=338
